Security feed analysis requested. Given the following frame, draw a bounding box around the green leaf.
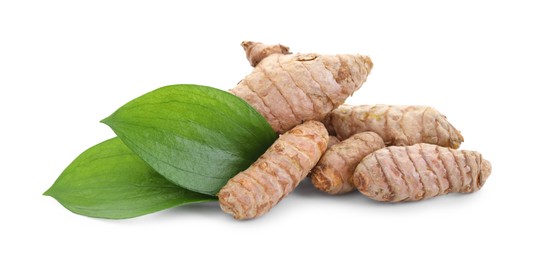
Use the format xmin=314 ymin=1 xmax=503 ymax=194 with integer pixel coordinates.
xmin=44 ymin=137 xmax=215 ymax=219
xmin=101 ymin=84 xmax=277 ymax=195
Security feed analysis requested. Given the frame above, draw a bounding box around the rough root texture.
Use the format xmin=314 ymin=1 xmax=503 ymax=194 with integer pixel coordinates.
xmin=327 ymin=136 xmax=341 ymax=149
xmin=326 ymin=104 xmax=464 ymax=148
xmin=218 ymin=121 xmax=328 ymax=220
xmin=241 ymin=41 xmax=291 ymax=67
xmin=353 ymin=143 xmax=492 ymax=202
xmin=231 ymin=41 xmax=373 ymax=134
xmin=311 ymin=132 xmax=385 ymax=194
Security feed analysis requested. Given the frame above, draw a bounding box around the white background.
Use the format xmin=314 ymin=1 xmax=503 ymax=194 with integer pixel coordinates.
xmin=1 ymin=0 xmax=538 ymax=259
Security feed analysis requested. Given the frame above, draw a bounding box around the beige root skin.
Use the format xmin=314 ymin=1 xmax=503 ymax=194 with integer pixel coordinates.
xmin=241 ymin=41 xmax=291 ymax=67
xmin=353 ymin=143 xmax=491 ymax=202
xmin=231 ymin=41 xmax=373 ymax=134
xmin=306 ymin=135 xmax=339 ymax=178
xmin=326 ymin=104 xmax=464 ymax=148
xmin=218 ymin=121 xmax=328 ymax=220
xmin=311 ymin=132 xmax=385 ymax=195
xmin=327 ymin=136 xmax=341 ymax=149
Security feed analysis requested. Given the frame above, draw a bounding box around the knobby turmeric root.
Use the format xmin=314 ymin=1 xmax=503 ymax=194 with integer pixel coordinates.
xmin=353 ymin=143 xmax=491 ymax=202
xmin=241 ymin=41 xmax=291 ymax=67
xmin=231 ymin=41 xmax=373 ymax=134
xmin=305 ymin=134 xmax=340 ymax=178
xmin=218 ymin=121 xmax=328 ymax=220
xmin=311 ymin=132 xmax=385 ymax=195
xmin=325 ymin=104 xmax=464 ymax=148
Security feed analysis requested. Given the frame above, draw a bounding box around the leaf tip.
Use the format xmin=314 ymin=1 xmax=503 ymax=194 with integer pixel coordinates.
xmin=100 ymin=114 xmax=120 ymax=133
xmin=43 ymin=187 xmax=53 ymax=197
xmin=43 ymin=182 xmax=60 ymax=197
xmin=100 ymin=115 xmax=112 ymax=126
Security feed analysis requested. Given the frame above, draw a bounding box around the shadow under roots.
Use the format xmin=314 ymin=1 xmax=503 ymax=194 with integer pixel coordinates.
xmin=293 ymin=178 xmax=367 ymax=201
xmin=293 ymin=178 xmax=487 ymax=210
xmin=292 ymin=178 xmax=400 ymax=207
xmin=292 ymin=178 xmax=327 ymax=197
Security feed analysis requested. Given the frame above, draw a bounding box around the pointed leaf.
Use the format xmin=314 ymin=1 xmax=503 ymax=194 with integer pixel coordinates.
xmin=44 ymin=138 xmax=215 ymax=219
xmin=101 ymin=84 xmax=277 ymax=195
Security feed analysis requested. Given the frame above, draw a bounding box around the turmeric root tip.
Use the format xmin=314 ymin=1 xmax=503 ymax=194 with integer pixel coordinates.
xmin=311 ymin=132 xmax=385 ymax=195
xmin=241 ymin=41 xmax=291 ymax=67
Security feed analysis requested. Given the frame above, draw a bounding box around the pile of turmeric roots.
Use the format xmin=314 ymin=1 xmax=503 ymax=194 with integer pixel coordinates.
xmin=219 ymin=41 xmax=491 ymax=220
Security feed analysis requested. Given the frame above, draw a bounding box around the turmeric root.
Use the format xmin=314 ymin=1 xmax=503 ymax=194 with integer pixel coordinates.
xmin=353 ymin=143 xmax=491 ymax=202
xmin=241 ymin=41 xmax=291 ymax=67
xmin=231 ymin=41 xmax=373 ymax=134
xmin=218 ymin=120 xmax=328 ymax=220
xmin=327 ymin=136 xmax=341 ymax=149
xmin=326 ymin=104 xmax=464 ymax=148
xmin=311 ymin=132 xmax=385 ymax=195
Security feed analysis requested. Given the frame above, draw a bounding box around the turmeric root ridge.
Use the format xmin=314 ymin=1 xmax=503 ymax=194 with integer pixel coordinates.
xmin=353 ymin=143 xmax=491 ymax=202
xmin=327 ymin=104 xmax=464 ymax=148
xmin=218 ymin=121 xmax=328 ymax=219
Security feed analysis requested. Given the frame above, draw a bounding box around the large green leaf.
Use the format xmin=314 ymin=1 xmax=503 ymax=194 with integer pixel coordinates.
xmin=101 ymin=84 xmax=277 ymax=195
xmin=44 ymin=138 xmax=215 ymax=219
